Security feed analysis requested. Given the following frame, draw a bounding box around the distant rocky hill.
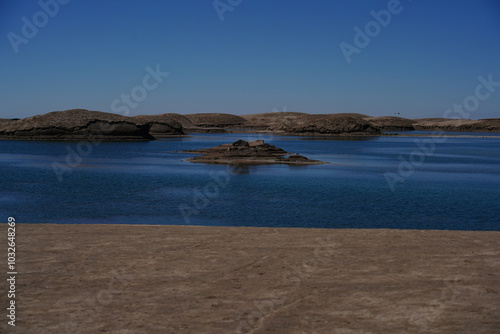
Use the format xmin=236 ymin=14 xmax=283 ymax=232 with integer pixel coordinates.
xmin=1 ymin=109 xmax=498 ymax=141
xmin=363 ymin=116 xmax=415 ymax=131
xmin=243 ymin=113 xmax=380 ymax=135
xmin=243 ymin=112 xmax=500 ymax=133
xmin=412 ymin=118 xmax=500 ymax=132
xmin=184 ymin=113 xmax=248 ymax=128
xmin=275 ymin=115 xmax=381 ymax=135
xmin=131 ymin=114 xmax=184 ymax=137
xmin=0 ymin=109 xmax=156 ymax=141
xmin=134 ymin=113 xmax=228 ymax=133
xmin=362 ymin=116 xmax=500 ymax=133
xmin=241 ymin=112 xmax=310 ymax=129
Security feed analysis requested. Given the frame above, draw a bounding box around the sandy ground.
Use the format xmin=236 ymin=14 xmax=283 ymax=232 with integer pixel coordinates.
xmin=1 ymin=224 xmax=499 ymax=334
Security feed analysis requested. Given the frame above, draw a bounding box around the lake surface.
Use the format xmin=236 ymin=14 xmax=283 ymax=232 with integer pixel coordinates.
xmin=1 ymin=133 xmax=499 ymax=230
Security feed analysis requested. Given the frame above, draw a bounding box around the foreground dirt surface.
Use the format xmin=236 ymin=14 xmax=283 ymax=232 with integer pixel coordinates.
xmin=2 ymin=224 xmax=499 ymax=334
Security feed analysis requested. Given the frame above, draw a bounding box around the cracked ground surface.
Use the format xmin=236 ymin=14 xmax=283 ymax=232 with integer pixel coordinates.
xmin=1 ymin=224 xmax=499 ymax=333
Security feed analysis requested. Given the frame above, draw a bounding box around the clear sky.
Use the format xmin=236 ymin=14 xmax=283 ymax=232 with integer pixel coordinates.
xmin=1 ymin=0 xmax=499 ymax=119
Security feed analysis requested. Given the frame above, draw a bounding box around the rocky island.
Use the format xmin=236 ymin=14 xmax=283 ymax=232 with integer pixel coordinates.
xmin=1 ymin=109 xmax=499 ymax=141
xmin=0 ymin=109 xmax=183 ymax=141
xmin=183 ymin=139 xmax=327 ymax=165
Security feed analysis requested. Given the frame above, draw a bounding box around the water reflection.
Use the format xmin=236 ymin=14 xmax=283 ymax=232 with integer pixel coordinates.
xmin=228 ymin=164 xmax=251 ymax=174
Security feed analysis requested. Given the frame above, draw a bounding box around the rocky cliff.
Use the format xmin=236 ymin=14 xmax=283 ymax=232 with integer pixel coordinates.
xmin=131 ymin=114 xmax=184 ymax=137
xmin=134 ymin=113 xmax=225 ymax=133
xmin=184 ymin=113 xmax=248 ymax=128
xmin=276 ymin=115 xmax=381 ymax=135
xmin=0 ymin=109 xmax=155 ymax=141
xmin=364 ymin=116 xmax=416 ymax=131
xmin=413 ymin=118 xmax=500 ymax=132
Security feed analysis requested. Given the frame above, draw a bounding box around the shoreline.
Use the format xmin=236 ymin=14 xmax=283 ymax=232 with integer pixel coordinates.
xmin=10 ymin=222 xmax=500 ymax=232
xmin=1 ymin=131 xmax=500 ymax=142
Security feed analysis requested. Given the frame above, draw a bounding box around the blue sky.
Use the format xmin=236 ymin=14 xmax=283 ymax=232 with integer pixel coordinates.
xmin=1 ymin=0 xmax=499 ymax=119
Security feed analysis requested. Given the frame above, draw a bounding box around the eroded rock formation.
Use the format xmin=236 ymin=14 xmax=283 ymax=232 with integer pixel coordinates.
xmin=183 ymin=140 xmax=326 ymax=165
xmin=0 ymin=109 xmax=155 ymax=141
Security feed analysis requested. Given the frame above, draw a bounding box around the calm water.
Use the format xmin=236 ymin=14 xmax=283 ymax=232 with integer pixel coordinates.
xmin=0 ymin=133 xmax=499 ymax=230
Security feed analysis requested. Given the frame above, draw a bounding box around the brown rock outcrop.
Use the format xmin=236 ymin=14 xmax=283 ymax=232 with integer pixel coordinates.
xmin=3 ymin=110 xmax=499 ymax=140
xmin=0 ymin=109 xmax=154 ymax=141
xmin=241 ymin=112 xmax=379 ymax=135
xmin=185 ymin=113 xmax=248 ymax=128
xmin=278 ymin=115 xmax=381 ymax=135
xmin=241 ymin=112 xmax=310 ymax=129
xmin=364 ymin=116 xmax=416 ymax=131
xmin=131 ymin=114 xmax=184 ymax=137
xmin=134 ymin=113 xmax=229 ymax=133
xmin=183 ymin=140 xmax=326 ymax=165
xmin=413 ymin=118 xmax=500 ymax=132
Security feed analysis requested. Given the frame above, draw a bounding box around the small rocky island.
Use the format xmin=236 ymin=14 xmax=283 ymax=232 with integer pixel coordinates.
xmin=183 ymin=140 xmax=327 ymax=165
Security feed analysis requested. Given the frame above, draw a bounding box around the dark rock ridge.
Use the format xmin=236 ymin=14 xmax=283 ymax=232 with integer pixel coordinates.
xmin=243 ymin=113 xmax=380 ymax=135
xmin=276 ymin=115 xmax=381 ymax=135
xmin=241 ymin=112 xmax=310 ymax=130
xmin=131 ymin=114 xmax=184 ymax=137
xmin=243 ymin=113 xmax=500 ymax=133
xmin=364 ymin=116 xmax=500 ymax=133
xmin=412 ymin=118 xmax=500 ymax=133
xmin=134 ymin=113 xmax=226 ymax=133
xmin=183 ymin=140 xmax=327 ymax=165
xmin=362 ymin=117 xmax=500 ymax=132
xmin=133 ymin=113 xmax=195 ymax=129
xmin=184 ymin=113 xmax=248 ymax=128
xmin=241 ymin=113 xmax=374 ymax=134
xmin=0 ymin=109 xmax=156 ymax=141
xmin=363 ymin=116 xmax=416 ymax=131
xmin=2 ymin=110 xmax=499 ymax=141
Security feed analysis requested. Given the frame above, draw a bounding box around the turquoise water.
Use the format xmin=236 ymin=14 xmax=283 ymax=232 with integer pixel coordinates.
xmin=0 ymin=133 xmax=499 ymax=230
